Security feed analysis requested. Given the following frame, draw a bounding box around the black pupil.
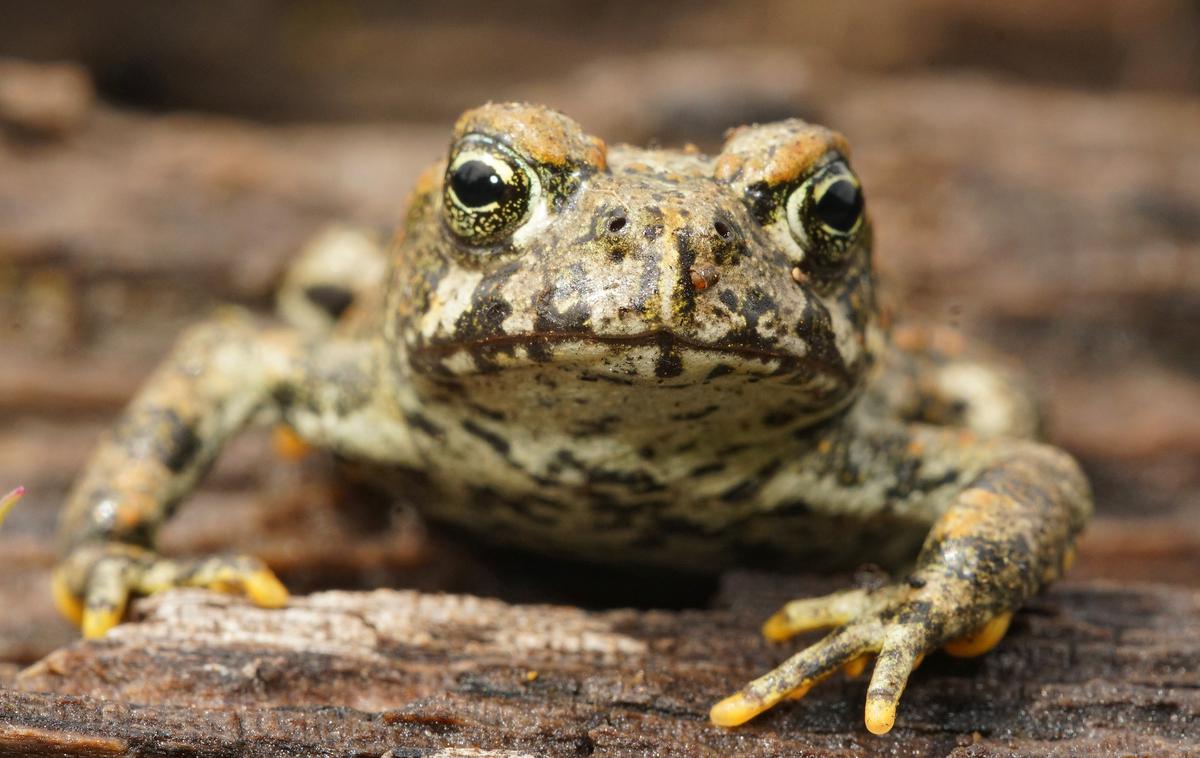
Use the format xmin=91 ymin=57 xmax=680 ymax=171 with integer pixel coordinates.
xmin=451 ymin=160 xmax=508 ymax=208
xmin=814 ymin=179 xmax=863 ymax=232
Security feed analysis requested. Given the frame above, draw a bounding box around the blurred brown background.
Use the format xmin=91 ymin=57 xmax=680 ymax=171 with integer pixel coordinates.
xmin=0 ymin=0 xmax=1197 ymax=669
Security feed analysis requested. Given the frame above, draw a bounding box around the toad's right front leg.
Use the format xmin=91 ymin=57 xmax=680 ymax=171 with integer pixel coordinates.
xmin=55 ymin=308 xmax=375 ymax=638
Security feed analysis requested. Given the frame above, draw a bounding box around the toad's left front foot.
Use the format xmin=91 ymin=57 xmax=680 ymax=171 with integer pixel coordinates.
xmin=710 ymin=580 xmax=1015 ymax=734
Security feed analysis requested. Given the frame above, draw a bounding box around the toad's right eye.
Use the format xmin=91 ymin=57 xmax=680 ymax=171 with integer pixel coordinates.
xmin=443 ymin=140 xmax=539 ymax=246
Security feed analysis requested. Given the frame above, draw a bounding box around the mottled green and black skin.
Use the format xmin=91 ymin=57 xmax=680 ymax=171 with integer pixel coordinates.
xmin=56 ymin=103 xmax=1091 ymax=732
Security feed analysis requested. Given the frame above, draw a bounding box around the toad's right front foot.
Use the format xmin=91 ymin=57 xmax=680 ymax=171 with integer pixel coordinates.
xmin=54 ymin=543 xmax=289 ymax=639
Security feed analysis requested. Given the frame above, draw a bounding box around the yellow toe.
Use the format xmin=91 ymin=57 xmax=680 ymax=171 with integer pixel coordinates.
xmin=710 ymin=692 xmax=770 ymax=727
xmin=944 ymin=611 xmax=1013 ymax=658
xmin=761 ymin=612 xmax=796 ymax=642
xmin=843 ymin=654 xmax=869 ymax=679
xmin=52 ymin=571 xmax=84 ymax=626
xmin=81 ymin=607 xmax=123 ymax=640
xmin=243 ymin=569 xmax=289 ymax=608
xmin=864 ymin=698 xmax=896 ymax=735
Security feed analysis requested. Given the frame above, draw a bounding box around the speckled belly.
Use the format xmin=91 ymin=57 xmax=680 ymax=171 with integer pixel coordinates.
xmin=362 ymin=464 xmax=930 ymax=574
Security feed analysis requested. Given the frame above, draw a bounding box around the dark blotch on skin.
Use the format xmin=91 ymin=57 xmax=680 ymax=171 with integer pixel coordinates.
xmin=655 ymin=333 xmax=684 ymax=379
xmin=534 ymin=284 xmax=592 ymax=334
xmin=671 ymin=405 xmax=719 ymax=421
xmin=571 ymin=415 xmax=621 ymax=436
xmin=705 ymin=364 xmax=735 ymax=381
xmin=689 ymin=461 xmax=727 ymax=477
xmin=744 ymin=181 xmax=776 ymax=225
xmin=467 ymin=403 xmax=506 ymax=422
xmin=741 ymin=287 xmax=776 ymax=332
xmin=454 ymin=296 xmax=512 ymax=341
xmin=272 ymin=385 xmax=297 ymax=410
xmin=461 ymin=419 xmax=511 ymax=457
xmin=674 ymin=232 xmax=698 ymax=320
xmin=405 ymin=411 xmax=444 ymax=441
xmin=763 ymin=409 xmax=799 ymax=427
xmin=716 ymin=287 xmax=780 ymax=354
xmin=162 ymin=411 xmax=200 ymax=474
xmin=794 ymin=294 xmax=844 ymax=370
xmin=586 ymin=467 xmax=666 ymax=493
xmin=719 ymin=459 xmax=783 ymax=502
xmin=718 ymin=289 xmax=738 ymax=312
xmin=303 ymin=284 xmax=355 ymax=320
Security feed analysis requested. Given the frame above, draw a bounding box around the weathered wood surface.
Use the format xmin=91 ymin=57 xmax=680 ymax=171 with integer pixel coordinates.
xmin=1 ymin=577 xmax=1197 ymax=758
xmin=0 ymin=50 xmax=1197 ymax=756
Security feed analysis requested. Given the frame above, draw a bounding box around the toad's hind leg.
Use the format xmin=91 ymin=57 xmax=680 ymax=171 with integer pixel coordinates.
xmin=869 ymin=324 xmax=1042 ymax=440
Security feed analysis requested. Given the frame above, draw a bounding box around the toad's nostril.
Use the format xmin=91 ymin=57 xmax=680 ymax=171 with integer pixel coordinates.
xmin=713 ymin=219 xmax=733 ymax=241
xmin=607 ymin=215 xmax=628 ymax=234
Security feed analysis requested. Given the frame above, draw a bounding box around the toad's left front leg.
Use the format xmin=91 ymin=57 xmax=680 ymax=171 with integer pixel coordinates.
xmin=711 ymin=426 xmax=1091 ymax=734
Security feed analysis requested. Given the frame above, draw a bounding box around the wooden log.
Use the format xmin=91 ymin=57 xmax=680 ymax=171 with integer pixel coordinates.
xmin=1 ymin=55 xmax=1198 ymax=757
xmin=3 ymin=577 xmax=1198 ymax=757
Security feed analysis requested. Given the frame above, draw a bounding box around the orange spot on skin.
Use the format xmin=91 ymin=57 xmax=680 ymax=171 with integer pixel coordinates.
xmin=933 ymin=488 xmax=1011 ymax=540
xmin=713 ymin=153 xmax=744 ymax=181
xmin=930 ymin=327 xmax=967 ymax=356
xmin=1062 ymin=545 xmax=1077 ymax=573
xmin=273 ymin=426 xmax=313 ymax=461
xmin=723 ymin=126 xmax=851 ymax=187
xmin=115 ymin=503 xmax=143 ymax=531
xmin=690 ymin=267 xmax=718 ymax=291
xmin=877 ymin=304 xmax=894 ymax=330
xmin=411 ymin=162 xmax=444 ymax=197
xmin=892 ymin=325 xmax=926 ymax=351
xmin=453 ymin=104 xmax=606 ymax=169
xmin=790 ymin=267 xmax=808 ymax=285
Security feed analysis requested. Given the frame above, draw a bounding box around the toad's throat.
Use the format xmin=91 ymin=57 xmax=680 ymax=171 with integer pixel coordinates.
xmin=413 ymin=329 xmax=849 ymax=380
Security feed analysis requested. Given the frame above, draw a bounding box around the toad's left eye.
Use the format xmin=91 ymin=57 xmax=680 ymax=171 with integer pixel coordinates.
xmin=443 ymin=139 xmax=540 ymax=246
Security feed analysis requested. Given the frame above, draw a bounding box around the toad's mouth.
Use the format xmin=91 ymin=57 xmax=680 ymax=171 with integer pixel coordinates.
xmin=411 ymin=329 xmax=849 ymax=382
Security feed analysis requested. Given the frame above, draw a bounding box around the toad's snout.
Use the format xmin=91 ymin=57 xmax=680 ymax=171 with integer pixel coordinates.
xmin=593 ymin=198 xmax=750 ymax=301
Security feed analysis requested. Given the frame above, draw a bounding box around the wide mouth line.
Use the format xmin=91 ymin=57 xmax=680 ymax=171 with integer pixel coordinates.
xmin=414 ymin=329 xmax=799 ymax=364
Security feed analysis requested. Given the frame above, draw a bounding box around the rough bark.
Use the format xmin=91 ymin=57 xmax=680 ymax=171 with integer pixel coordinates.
xmin=2 ymin=578 xmax=1198 ymax=757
